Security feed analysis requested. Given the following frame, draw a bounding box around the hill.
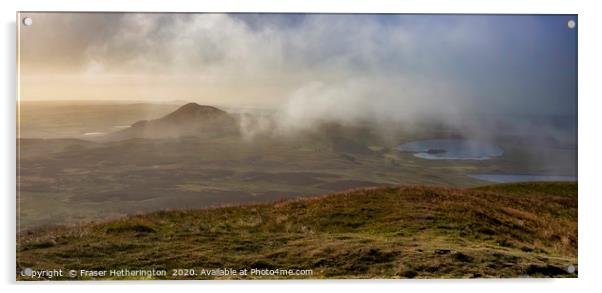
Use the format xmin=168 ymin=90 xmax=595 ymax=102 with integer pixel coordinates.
xmin=160 ymin=103 xmax=229 ymax=123
xmin=107 ymin=103 xmax=239 ymax=140
xmin=16 ymin=182 xmax=577 ymax=279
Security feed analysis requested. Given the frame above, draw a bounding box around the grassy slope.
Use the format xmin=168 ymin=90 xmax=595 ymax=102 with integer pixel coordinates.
xmin=17 ymin=182 xmax=577 ymax=279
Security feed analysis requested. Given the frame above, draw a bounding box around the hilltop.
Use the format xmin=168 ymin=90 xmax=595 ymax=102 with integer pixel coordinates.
xmin=17 ymin=182 xmax=577 ymax=279
xmin=108 ymin=103 xmax=238 ymax=140
xmin=160 ymin=103 xmax=229 ymax=123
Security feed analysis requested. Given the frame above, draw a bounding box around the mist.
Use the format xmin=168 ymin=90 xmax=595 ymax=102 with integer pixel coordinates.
xmin=19 ymin=13 xmax=577 ymax=144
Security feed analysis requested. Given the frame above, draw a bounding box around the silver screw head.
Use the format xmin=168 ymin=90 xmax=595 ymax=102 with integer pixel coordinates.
xmin=567 ymin=20 xmax=576 ymax=29
xmin=22 ymin=17 xmax=33 ymax=26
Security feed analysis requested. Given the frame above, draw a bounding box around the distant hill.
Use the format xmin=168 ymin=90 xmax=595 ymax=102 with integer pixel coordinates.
xmin=107 ymin=103 xmax=239 ymax=140
xmin=17 ymin=182 xmax=577 ymax=279
xmin=160 ymin=103 xmax=229 ymax=123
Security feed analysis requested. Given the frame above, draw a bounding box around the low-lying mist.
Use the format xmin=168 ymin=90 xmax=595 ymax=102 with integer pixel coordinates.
xmin=234 ymin=78 xmax=576 ymax=150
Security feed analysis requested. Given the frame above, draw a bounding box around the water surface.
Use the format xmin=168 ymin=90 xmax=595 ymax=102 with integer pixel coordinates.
xmin=83 ymin=132 xmax=106 ymax=136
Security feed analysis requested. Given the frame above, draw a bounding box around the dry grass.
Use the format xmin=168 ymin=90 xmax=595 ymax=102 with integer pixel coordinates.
xmin=17 ymin=182 xmax=577 ymax=280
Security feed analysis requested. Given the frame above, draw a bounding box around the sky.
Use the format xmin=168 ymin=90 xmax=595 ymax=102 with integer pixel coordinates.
xmin=18 ymin=13 xmax=577 ymax=118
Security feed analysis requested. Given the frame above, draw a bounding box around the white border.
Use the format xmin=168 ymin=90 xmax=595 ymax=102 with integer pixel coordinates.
xmin=2 ymin=1 xmax=601 ymax=292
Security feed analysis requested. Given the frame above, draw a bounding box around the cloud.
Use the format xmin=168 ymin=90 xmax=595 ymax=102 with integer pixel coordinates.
xmin=20 ymin=13 xmax=577 ymax=122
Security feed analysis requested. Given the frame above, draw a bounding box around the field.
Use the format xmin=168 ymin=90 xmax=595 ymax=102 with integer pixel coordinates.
xmin=17 ymin=182 xmax=577 ymax=279
xmin=18 ymin=133 xmax=576 ymax=230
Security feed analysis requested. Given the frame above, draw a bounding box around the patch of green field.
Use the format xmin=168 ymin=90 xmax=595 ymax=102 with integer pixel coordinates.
xmin=17 ymin=182 xmax=577 ymax=280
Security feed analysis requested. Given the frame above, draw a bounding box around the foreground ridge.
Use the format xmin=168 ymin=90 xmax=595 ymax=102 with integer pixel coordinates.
xmin=17 ymin=182 xmax=577 ymax=280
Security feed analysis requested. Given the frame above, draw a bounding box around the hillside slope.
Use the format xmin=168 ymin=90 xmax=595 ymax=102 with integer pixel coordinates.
xmin=17 ymin=182 xmax=577 ymax=279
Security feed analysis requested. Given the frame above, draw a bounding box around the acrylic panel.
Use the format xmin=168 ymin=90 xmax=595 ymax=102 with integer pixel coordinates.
xmin=16 ymin=12 xmax=578 ymax=280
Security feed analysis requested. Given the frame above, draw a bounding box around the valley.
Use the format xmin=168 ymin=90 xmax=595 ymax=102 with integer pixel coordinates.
xmin=17 ymin=102 xmax=577 ymax=230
